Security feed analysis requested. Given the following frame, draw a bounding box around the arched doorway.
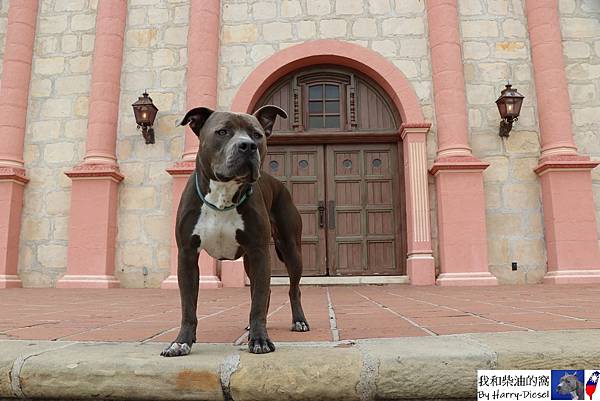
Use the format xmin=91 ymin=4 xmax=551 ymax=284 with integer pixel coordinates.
xmin=231 ymin=40 xmax=435 ymax=285
xmin=254 ymin=66 xmax=406 ymax=277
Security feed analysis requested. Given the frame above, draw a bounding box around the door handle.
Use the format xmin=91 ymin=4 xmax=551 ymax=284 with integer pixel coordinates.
xmin=318 ymin=201 xmax=325 ymax=228
xmin=328 ymin=200 xmax=336 ymax=229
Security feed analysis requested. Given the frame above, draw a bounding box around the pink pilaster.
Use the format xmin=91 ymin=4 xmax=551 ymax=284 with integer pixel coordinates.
xmin=526 ymin=0 xmax=577 ymax=158
xmin=0 ymin=1 xmax=38 ymax=288
xmin=59 ymin=166 xmax=122 ymax=288
xmin=431 ymin=161 xmax=498 ymax=286
xmin=162 ymin=0 xmax=222 ymax=289
xmin=182 ymin=0 xmax=220 ymax=161
xmin=401 ymin=124 xmax=435 ymax=285
xmin=427 ymin=0 xmax=471 ymax=158
xmin=58 ymin=0 xmax=127 ymax=288
xmin=427 ymin=0 xmax=497 ymax=286
xmin=0 ymin=169 xmax=28 ymax=288
xmin=526 ymin=0 xmax=600 ymax=283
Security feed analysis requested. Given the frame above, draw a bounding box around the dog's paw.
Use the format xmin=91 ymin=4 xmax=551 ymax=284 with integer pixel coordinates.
xmin=291 ymin=320 xmax=310 ymax=332
xmin=160 ymin=342 xmax=191 ymax=357
xmin=248 ymin=336 xmax=275 ymax=354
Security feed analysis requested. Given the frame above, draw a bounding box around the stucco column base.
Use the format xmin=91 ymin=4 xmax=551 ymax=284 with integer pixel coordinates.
xmin=0 ymin=168 xmax=28 ymax=288
xmin=436 ymin=272 xmax=499 ymax=286
xmin=163 ymin=162 xmax=222 ymax=290
xmin=199 ymin=250 xmax=222 ymax=289
xmin=544 ymin=270 xmax=600 ymax=284
xmin=406 ymin=255 xmax=435 ymax=286
xmin=0 ymin=275 xmax=22 ymax=288
xmin=160 ymin=275 xmax=178 ymax=290
xmin=431 ymin=157 xmax=498 ymax=286
xmin=535 ymin=156 xmax=600 ymax=284
xmin=56 ymin=275 xmax=120 ymax=289
xmin=58 ymin=164 xmax=123 ymax=289
xmin=220 ymin=259 xmax=246 ymax=288
xmin=162 ymin=270 xmax=224 ymax=290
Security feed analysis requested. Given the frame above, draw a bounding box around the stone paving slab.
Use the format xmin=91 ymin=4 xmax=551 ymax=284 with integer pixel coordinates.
xmin=0 ymin=330 xmax=599 ymax=400
xmin=2 ymin=285 xmax=600 ymax=345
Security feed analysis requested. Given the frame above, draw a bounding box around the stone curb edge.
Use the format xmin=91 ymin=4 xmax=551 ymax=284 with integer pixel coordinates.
xmin=0 ymin=329 xmax=599 ymax=401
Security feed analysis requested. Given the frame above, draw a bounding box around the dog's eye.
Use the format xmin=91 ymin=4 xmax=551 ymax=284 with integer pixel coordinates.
xmin=252 ymin=132 xmax=263 ymax=140
xmin=216 ymin=129 xmax=228 ymax=136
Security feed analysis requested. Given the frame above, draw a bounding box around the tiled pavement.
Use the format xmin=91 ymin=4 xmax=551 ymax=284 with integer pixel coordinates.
xmin=2 ymin=284 xmax=600 ymax=344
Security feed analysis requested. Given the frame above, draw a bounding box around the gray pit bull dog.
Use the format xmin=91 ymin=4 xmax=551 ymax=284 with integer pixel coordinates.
xmin=161 ymin=105 xmax=310 ymax=357
xmin=556 ymin=372 xmax=584 ymax=400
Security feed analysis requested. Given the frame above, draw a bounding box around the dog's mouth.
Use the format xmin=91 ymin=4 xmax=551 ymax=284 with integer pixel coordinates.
xmin=213 ymin=166 xmax=259 ymax=184
xmin=213 ymin=157 xmax=260 ymax=184
xmin=214 ymin=171 xmax=233 ymax=181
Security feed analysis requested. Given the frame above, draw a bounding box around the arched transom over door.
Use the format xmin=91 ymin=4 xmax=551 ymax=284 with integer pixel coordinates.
xmin=255 ymin=66 xmax=406 ymax=277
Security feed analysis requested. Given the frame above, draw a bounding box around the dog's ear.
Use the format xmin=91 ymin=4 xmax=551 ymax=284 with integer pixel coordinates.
xmin=253 ymin=105 xmax=287 ymax=137
xmin=179 ymin=107 xmax=214 ymax=137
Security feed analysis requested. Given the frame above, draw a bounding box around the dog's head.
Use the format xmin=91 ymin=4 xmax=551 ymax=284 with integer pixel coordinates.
xmin=556 ymin=372 xmax=582 ymax=396
xmin=179 ymin=105 xmax=287 ymax=183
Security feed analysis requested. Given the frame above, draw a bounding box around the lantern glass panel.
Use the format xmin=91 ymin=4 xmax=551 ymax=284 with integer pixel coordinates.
xmin=150 ymin=106 xmax=158 ymax=123
xmin=133 ymin=106 xmax=148 ymax=125
xmin=496 ymin=100 xmax=507 ymax=119
xmin=512 ymin=96 xmax=523 ymax=117
xmin=505 ymin=98 xmax=516 ymax=118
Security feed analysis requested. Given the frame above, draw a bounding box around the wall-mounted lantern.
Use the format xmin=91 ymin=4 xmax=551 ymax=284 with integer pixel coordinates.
xmin=132 ymin=91 xmax=158 ymax=144
xmin=496 ymin=83 xmax=524 ymax=137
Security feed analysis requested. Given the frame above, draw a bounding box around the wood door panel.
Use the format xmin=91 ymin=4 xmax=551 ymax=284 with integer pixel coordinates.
xmin=367 ymin=210 xmax=395 ymax=235
xmin=334 ymin=152 xmax=360 ymax=176
xmin=291 ymin=182 xmax=317 ymax=205
xmin=327 ymin=144 xmax=404 ymax=275
xmin=264 ymin=145 xmax=326 ymax=276
xmin=335 ymin=181 xmax=362 ymax=205
xmin=337 ymin=211 xmax=361 ymax=236
xmin=290 ymin=151 xmax=318 ymax=176
xmin=365 ymin=150 xmax=391 ymax=176
xmin=337 ymin=242 xmax=363 ymax=273
xmin=265 ymin=152 xmax=286 ymax=178
xmin=367 ymin=181 xmax=393 ymax=205
xmin=367 ymin=241 xmax=395 ymax=270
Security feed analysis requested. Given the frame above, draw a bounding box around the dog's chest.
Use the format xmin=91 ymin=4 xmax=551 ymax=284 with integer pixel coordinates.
xmin=192 ymin=180 xmax=244 ymax=260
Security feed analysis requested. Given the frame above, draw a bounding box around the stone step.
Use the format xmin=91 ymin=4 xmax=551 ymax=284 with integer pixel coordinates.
xmin=1 ymin=329 xmax=599 ymax=400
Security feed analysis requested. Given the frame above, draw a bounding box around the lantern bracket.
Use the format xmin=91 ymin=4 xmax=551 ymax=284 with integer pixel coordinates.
xmin=138 ymin=125 xmax=155 ymax=144
xmin=499 ymin=117 xmax=517 ymax=138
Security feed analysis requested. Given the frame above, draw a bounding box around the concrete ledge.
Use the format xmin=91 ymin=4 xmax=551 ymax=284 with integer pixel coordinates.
xmin=1 ymin=330 xmax=599 ymax=400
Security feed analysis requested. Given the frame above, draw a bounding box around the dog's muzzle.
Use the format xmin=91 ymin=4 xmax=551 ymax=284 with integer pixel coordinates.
xmin=237 ymin=140 xmax=257 ymax=155
xmin=216 ymin=139 xmax=261 ymax=183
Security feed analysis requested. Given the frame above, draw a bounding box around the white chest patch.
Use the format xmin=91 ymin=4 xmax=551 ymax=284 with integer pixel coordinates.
xmin=192 ymin=180 xmax=244 ymax=260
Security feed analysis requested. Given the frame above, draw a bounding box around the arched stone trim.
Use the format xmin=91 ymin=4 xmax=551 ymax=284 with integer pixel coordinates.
xmin=231 ymin=40 xmax=435 ymax=285
xmin=231 ymin=39 xmax=425 ymax=124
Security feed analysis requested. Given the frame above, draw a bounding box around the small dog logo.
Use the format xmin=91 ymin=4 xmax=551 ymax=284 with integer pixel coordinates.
xmin=556 ymin=371 xmax=584 ymax=400
xmin=586 ymin=371 xmax=599 ymax=400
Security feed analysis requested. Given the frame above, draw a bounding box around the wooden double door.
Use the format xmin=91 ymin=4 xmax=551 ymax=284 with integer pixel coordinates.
xmin=265 ymin=144 xmax=405 ymax=276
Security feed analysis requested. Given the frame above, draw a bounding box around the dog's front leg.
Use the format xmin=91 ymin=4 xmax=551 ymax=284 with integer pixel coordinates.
xmin=245 ymin=249 xmax=275 ymax=354
xmin=161 ymin=248 xmax=199 ymax=357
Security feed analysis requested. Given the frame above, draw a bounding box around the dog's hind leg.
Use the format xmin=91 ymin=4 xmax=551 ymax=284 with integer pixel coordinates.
xmin=279 ymin=241 xmax=309 ymax=332
xmin=272 ymin=194 xmax=309 ymax=332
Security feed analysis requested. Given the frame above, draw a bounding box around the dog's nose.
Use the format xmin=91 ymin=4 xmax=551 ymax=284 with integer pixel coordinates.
xmin=237 ymin=140 xmax=257 ymax=154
